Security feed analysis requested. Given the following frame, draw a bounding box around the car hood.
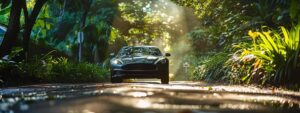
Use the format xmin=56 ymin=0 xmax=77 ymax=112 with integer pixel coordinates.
xmin=116 ymin=55 xmax=163 ymax=64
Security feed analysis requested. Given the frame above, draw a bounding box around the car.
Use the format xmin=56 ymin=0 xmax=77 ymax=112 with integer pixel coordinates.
xmin=109 ymin=46 xmax=171 ymax=84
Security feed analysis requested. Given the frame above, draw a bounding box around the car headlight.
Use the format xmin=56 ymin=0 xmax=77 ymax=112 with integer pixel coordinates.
xmin=156 ymin=59 xmax=167 ymax=64
xmin=160 ymin=59 xmax=167 ymax=64
xmin=111 ymin=59 xmax=123 ymax=65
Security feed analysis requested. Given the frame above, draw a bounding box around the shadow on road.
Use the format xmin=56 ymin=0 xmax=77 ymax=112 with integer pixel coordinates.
xmin=1 ymin=81 xmax=300 ymax=113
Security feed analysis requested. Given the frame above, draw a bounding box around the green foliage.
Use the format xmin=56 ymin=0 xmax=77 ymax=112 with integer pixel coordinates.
xmin=190 ymin=52 xmax=230 ymax=82
xmin=174 ymin=0 xmax=299 ymax=50
xmin=0 ymin=54 xmax=109 ymax=86
xmin=0 ymin=4 xmax=10 ymax=25
xmin=23 ymin=56 xmax=109 ymax=83
xmin=254 ymin=0 xmax=300 ymax=27
xmin=188 ymin=29 xmax=217 ymax=53
xmin=0 ymin=0 xmax=11 ymax=9
xmin=0 ymin=5 xmax=10 ymax=15
xmin=29 ymin=0 xmax=117 ymax=63
xmin=178 ymin=0 xmax=258 ymax=55
xmin=289 ymin=0 xmax=299 ymax=20
xmin=1 ymin=0 xmax=299 ymax=87
xmin=7 ymin=47 xmax=23 ymax=60
xmin=191 ymin=25 xmax=300 ymax=85
xmin=175 ymin=0 xmax=300 ymax=87
xmin=226 ymin=49 xmax=271 ymax=84
xmin=243 ymin=25 xmax=300 ymax=85
xmin=116 ymin=0 xmax=182 ymax=48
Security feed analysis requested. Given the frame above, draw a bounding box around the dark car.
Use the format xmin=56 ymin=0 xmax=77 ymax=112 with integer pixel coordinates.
xmin=110 ymin=46 xmax=171 ymax=84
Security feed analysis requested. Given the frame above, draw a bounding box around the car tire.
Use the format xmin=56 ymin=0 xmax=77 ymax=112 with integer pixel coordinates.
xmin=161 ymin=75 xmax=169 ymax=84
xmin=160 ymin=63 xmax=169 ymax=84
xmin=111 ymin=71 xmax=122 ymax=83
xmin=161 ymin=68 xmax=169 ymax=84
xmin=111 ymin=77 xmax=122 ymax=83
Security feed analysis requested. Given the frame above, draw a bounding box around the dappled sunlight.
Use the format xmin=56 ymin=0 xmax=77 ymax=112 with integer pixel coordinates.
xmin=126 ymin=91 xmax=153 ymax=97
xmin=82 ymin=109 xmax=95 ymax=113
xmin=112 ymin=0 xmax=195 ymax=81
xmin=169 ymin=73 xmax=175 ymax=79
xmin=135 ymin=100 xmax=152 ymax=108
xmin=219 ymin=103 xmax=265 ymax=110
xmin=1 ymin=0 xmax=300 ymax=112
xmin=1 ymin=83 xmax=300 ymax=112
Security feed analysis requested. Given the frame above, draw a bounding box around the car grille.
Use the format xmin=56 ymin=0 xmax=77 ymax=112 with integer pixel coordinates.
xmin=122 ymin=64 xmax=156 ymax=70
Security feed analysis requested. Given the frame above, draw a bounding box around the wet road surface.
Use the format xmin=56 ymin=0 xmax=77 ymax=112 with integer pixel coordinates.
xmin=1 ymin=80 xmax=300 ymax=113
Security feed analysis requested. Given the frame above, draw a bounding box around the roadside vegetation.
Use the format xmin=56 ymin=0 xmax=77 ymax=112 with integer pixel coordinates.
xmin=0 ymin=50 xmax=108 ymax=86
xmin=0 ymin=0 xmax=299 ymax=89
xmin=172 ymin=0 xmax=300 ymax=88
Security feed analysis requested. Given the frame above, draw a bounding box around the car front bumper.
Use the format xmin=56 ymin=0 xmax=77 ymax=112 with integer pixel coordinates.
xmin=111 ymin=69 xmax=161 ymax=78
xmin=110 ymin=63 xmax=167 ymax=79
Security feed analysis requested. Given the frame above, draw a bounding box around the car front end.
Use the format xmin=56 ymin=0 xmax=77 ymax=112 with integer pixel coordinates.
xmin=110 ymin=56 xmax=168 ymax=79
xmin=110 ymin=46 xmax=170 ymax=84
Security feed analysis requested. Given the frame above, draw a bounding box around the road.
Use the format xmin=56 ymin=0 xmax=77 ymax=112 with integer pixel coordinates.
xmin=1 ymin=80 xmax=300 ymax=113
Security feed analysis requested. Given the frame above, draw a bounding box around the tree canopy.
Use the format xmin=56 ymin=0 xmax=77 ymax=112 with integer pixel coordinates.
xmin=0 ymin=0 xmax=300 ymax=86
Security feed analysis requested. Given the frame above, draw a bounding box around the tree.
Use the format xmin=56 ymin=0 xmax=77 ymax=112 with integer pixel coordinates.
xmin=29 ymin=0 xmax=117 ymax=63
xmin=0 ymin=0 xmax=47 ymax=60
xmin=113 ymin=0 xmax=185 ymax=47
xmin=0 ymin=0 xmax=23 ymax=58
xmin=22 ymin=0 xmax=47 ymax=60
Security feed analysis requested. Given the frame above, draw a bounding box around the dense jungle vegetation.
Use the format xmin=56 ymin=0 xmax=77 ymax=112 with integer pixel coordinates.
xmin=0 ymin=0 xmax=299 ymax=88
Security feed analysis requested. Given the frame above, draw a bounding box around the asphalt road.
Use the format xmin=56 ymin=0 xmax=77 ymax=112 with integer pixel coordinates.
xmin=1 ymin=80 xmax=300 ymax=113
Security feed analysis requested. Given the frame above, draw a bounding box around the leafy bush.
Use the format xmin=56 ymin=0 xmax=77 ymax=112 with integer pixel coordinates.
xmin=190 ymin=24 xmax=300 ymax=87
xmin=225 ymin=49 xmax=270 ymax=84
xmin=0 ymin=54 xmax=109 ymax=86
xmin=241 ymin=24 xmax=300 ymax=85
xmin=190 ymin=52 xmax=231 ymax=82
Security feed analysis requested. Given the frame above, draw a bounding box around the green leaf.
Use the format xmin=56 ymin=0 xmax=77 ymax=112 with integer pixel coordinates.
xmin=259 ymin=33 xmax=274 ymax=51
xmin=251 ymin=51 xmax=273 ymax=61
xmin=241 ymin=75 xmax=250 ymax=82
xmin=292 ymin=25 xmax=300 ymax=67
xmin=0 ymin=5 xmax=10 ymax=15
xmin=289 ymin=0 xmax=298 ymax=19
xmin=8 ymin=47 xmax=23 ymax=60
xmin=263 ymin=32 xmax=279 ymax=53
xmin=1 ymin=0 xmax=10 ymax=9
xmin=46 ymin=23 xmax=51 ymax=29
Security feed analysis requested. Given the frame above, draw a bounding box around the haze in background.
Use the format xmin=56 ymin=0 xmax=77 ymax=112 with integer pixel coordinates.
xmin=112 ymin=0 xmax=199 ymax=80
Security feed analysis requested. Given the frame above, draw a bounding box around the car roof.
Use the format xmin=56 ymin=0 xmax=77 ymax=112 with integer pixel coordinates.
xmin=123 ymin=46 xmax=158 ymax=48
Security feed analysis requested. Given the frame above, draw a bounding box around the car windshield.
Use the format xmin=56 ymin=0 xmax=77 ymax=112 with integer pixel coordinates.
xmin=117 ymin=47 xmax=162 ymax=57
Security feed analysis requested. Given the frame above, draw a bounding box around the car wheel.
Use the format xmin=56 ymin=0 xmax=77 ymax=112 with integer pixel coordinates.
xmin=160 ymin=64 xmax=169 ymax=84
xmin=111 ymin=77 xmax=122 ymax=83
xmin=161 ymin=75 xmax=169 ymax=84
xmin=111 ymin=71 xmax=122 ymax=83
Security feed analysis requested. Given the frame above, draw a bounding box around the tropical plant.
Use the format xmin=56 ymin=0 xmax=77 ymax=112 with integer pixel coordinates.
xmin=0 ymin=4 xmax=10 ymax=25
xmin=243 ymin=24 xmax=300 ymax=85
xmin=190 ymin=52 xmax=231 ymax=82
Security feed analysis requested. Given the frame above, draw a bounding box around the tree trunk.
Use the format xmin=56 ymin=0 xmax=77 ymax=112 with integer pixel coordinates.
xmin=78 ymin=0 xmax=92 ymax=62
xmin=0 ymin=0 xmax=23 ymax=58
xmin=22 ymin=0 xmax=47 ymax=60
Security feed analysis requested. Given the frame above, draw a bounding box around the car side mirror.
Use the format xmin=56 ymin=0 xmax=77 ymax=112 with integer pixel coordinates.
xmin=110 ymin=53 xmax=115 ymax=57
xmin=165 ymin=53 xmax=171 ymax=57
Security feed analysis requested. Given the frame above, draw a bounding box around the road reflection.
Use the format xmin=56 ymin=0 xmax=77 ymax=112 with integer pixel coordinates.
xmin=0 ymin=81 xmax=300 ymax=113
